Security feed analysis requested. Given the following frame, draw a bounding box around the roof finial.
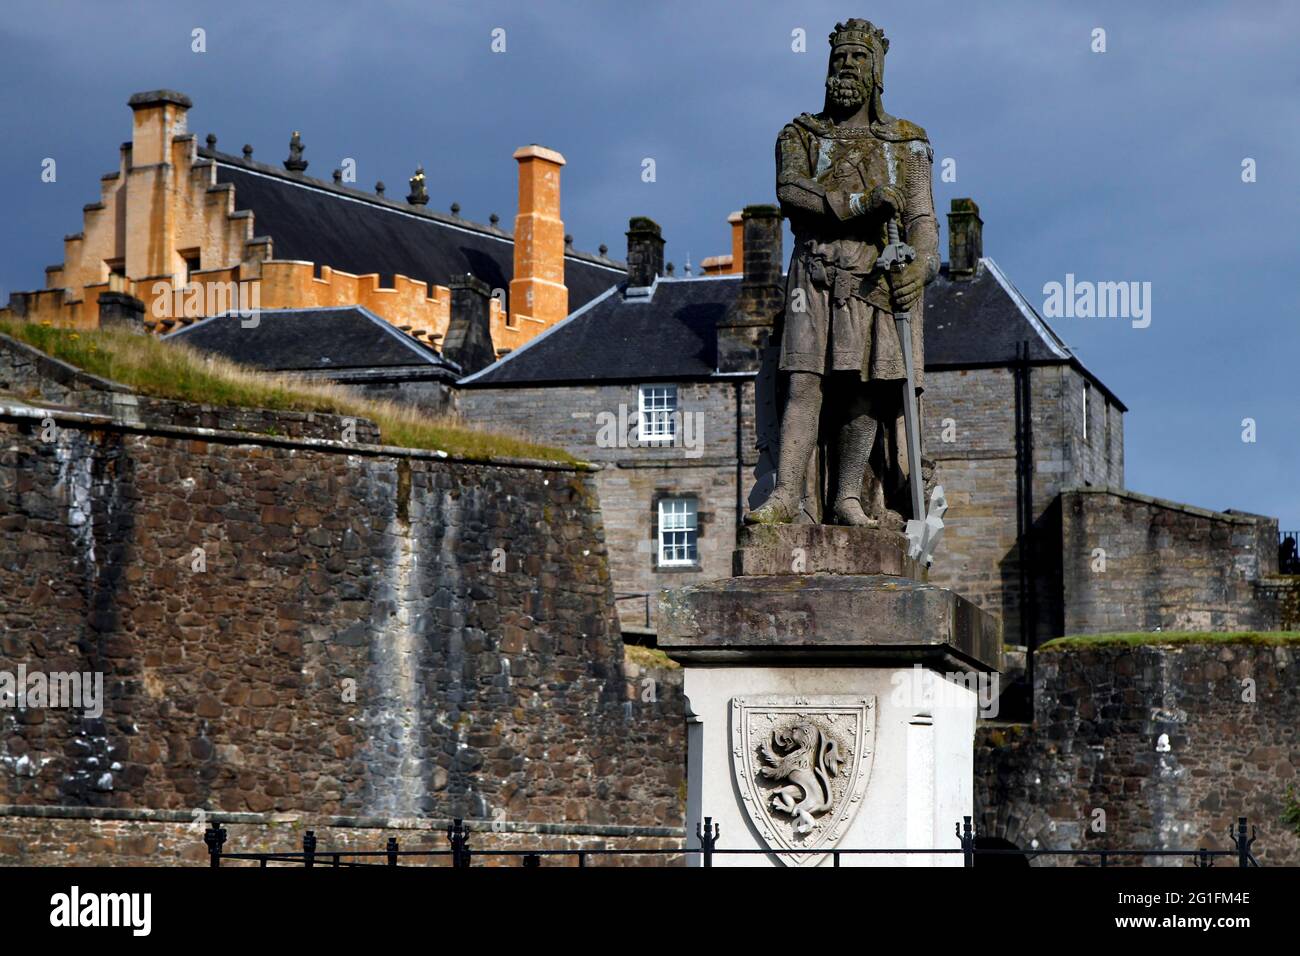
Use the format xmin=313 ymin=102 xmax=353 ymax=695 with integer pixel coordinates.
xmin=284 ymin=131 xmax=308 ymax=172
xmin=450 ymin=202 xmax=460 ymax=217
xmin=375 ymin=181 xmax=386 ymax=196
xmin=205 ymin=133 xmax=217 ymax=150
xmin=489 ymin=213 xmax=500 ymax=227
xmin=332 ymin=169 xmax=342 ymax=184
xmin=683 ymin=253 xmax=693 ymax=276
xmin=599 ymin=243 xmax=608 ymax=257
xmin=242 ymin=144 xmax=253 ymax=159
xmin=407 ymin=165 xmax=428 ymax=205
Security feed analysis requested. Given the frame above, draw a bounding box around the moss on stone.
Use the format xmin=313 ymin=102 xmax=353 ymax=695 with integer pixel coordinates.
xmin=1039 ymin=631 xmax=1300 ymax=652
xmin=0 ymin=320 xmax=576 ymax=464
xmin=624 ymin=644 xmax=679 ymax=670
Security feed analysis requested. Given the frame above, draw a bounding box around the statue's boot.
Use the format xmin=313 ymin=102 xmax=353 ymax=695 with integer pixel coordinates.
xmin=832 ymin=409 xmax=878 ymax=527
xmin=745 ymin=487 xmax=798 ymax=525
xmin=832 ymin=495 xmax=876 ymax=527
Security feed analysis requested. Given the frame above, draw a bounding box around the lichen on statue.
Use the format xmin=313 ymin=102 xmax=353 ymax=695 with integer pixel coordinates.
xmin=747 ymin=18 xmax=939 ymax=530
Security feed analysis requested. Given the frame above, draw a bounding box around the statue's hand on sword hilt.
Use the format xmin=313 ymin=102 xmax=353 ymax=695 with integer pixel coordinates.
xmin=876 ymin=218 xmax=917 ymax=311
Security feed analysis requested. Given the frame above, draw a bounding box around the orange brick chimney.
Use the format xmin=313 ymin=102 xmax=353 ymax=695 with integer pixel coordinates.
xmin=701 ymin=210 xmax=744 ymax=275
xmin=509 ymin=144 xmax=568 ymax=329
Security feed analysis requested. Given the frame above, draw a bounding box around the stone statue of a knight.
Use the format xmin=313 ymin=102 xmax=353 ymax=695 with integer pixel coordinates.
xmin=747 ymin=18 xmax=939 ymax=529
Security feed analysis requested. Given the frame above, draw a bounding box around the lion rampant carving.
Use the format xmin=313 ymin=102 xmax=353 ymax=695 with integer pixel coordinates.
xmin=758 ymin=720 xmax=845 ymax=835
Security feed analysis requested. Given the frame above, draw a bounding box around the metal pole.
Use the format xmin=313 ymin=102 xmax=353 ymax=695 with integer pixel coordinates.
xmin=302 ymin=830 xmax=316 ymax=868
xmin=203 ymin=822 xmax=227 ymax=868
xmin=696 ymin=816 xmax=719 ymax=868
xmin=387 ymin=837 xmax=399 ymax=867
xmin=1233 ymin=817 xmax=1257 ymax=868
xmin=447 ymin=818 xmax=470 ymax=869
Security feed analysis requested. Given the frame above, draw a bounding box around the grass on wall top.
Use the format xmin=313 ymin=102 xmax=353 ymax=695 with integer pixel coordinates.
xmin=0 ymin=320 xmax=576 ymax=464
xmin=1040 ymin=631 xmax=1300 ymax=651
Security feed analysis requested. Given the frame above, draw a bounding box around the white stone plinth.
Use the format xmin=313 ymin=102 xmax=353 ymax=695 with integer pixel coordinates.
xmin=683 ymin=664 xmax=977 ymax=867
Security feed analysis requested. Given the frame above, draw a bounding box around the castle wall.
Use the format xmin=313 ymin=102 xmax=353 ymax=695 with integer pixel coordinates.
xmin=0 ymin=397 xmax=684 ymax=864
xmin=1061 ymin=488 xmax=1279 ymax=634
xmin=975 ymin=641 xmax=1300 ymax=865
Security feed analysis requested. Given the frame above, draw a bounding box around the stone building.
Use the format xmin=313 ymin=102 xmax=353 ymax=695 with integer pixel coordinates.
xmin=460 ymin=200 xmax=1283 ymax=645
xmin=0 ymin=89 xmax=624 ymax=358
xmin=2 ymin=87 xmax=1282 ymax=649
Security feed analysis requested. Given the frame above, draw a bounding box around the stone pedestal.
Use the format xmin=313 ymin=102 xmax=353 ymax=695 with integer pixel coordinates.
xmin=660 ymin=526 xmax=1000 ymax=867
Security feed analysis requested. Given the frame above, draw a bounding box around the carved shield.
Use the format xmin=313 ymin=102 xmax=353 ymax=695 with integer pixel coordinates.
xmin=730 ymin=695 xmax=875 ymax=867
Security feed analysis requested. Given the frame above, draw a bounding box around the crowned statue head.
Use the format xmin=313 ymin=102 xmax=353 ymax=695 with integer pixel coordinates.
xmin=823 ymin=18 xmax=890 ymax=122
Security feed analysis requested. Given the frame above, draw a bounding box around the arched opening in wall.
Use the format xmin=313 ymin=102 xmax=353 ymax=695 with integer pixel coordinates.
xmin=974 ymin=836 xmax=1031 ymax=868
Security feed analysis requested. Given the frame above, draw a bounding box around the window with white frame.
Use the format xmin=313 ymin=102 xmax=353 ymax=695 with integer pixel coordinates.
xmin=638 ymin=385 xmax=677 ymax=443
xmin=658 ymin=497 xmax=698 ymax=566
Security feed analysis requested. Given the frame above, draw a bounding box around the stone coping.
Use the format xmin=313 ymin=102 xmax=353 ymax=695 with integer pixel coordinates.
xmin=659 ymin=574 xmax=1001 ymax=673
xmin=0 ymin=400 xmax=594 ymax=473
xmin=1064 ymin=485 xmax=1269 ymax=525
xmin=0 ymin=804 xmax=683 ymax=839
xmin=0 ymin=332 xmax=131 ymax=393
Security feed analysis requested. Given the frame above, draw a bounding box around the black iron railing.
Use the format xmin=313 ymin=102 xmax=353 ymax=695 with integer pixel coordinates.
xmin=202 ymin=815 xmax=1261 ymax=868
xmin=1280 ymin=531 xmax=1299 ymax=574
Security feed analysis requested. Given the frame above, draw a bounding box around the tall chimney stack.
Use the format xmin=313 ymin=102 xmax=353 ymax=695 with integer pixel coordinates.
xmin=716 ymin=204 xmax=783 ymax=372
xmin=625 ymin=217 xmax=664 ymax=288
xmin=126 ymin=90 xmax=192 ymax=283
xmin=509 ymin=145 xmax=568 ymax=329
xmin=947 ymin=198 xmax=983 ymax=279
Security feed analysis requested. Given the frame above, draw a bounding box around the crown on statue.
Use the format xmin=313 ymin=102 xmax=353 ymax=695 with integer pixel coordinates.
xmin=828 ymin=18 xmax=889 ymax=54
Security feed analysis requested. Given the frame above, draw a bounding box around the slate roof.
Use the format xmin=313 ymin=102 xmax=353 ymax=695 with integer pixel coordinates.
xmin=198 ymin=148 xmax=625 ymax=313
xmin=924 ymin=259 xmax=1072 ymax=366
xmin=165 ymin=306 xmax=458 ymax=374
xmin=461 ymin=259 xmax=1125 ymax=410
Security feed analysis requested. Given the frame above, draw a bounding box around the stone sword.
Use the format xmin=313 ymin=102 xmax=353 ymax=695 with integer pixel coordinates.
xmin=876 ymin=217 xmax=927 ymax=544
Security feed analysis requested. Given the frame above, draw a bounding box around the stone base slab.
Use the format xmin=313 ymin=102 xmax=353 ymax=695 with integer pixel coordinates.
xmin=660 ymin=574 xmax=1001 ymax=673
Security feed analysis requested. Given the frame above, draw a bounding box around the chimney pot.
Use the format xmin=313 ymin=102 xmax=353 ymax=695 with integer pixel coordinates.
xmin=625 ymin=217 xmax=665 ymax=288
xmin=947 ymin=198 xmax=983 ymax=279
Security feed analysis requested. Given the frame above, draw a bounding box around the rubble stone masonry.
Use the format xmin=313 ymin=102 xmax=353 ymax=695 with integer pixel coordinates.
xmin=0 ymin=396 xmax=684 ymax=864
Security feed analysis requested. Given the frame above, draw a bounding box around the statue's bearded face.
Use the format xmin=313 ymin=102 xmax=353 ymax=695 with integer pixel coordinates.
xmin=825 ymin=44 xmax=874 ymax=111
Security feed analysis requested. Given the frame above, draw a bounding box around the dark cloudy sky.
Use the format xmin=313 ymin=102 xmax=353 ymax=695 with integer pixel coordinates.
xmin=1 ymin=0 xmax=1296 ymax=526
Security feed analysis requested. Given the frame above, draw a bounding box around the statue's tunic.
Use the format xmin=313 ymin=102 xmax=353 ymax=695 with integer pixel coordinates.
xmin=775 ymin=113 xmax=939 ymax=387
